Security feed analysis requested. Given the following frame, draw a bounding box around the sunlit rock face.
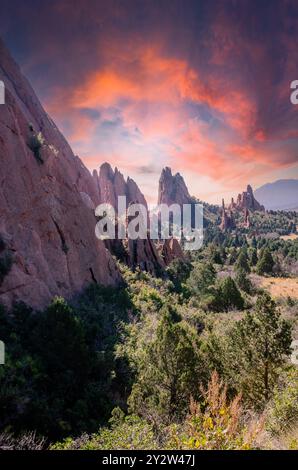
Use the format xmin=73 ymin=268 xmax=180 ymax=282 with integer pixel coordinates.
xmin=229 ymin=185 xmax=265 ymax=212
xmin=158 ymin=167 xmax=192 ymax=206
xmin=0 ymin=38 xmax=121 ymax=309
xmin=220 ymin=184 xmax=264 ymax=231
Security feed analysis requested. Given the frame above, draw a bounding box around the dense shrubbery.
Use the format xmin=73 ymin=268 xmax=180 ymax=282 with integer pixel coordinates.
xmin=127 ymin=307 xmax=203 ymax=423
xmin=52 ymin=408 xmax=158 ymax=450
xmin=0 ymin=431 xmax=46 ymax=450
xmin=0 ymin=285 xmax=131 ymax=439
xmin=267 ymin=368 xmax=298 ymax=436
xmin=52 ymin=372 xmax=264 ymax=450
xmin=248 ymin=211 xmax=298 ymax=236
xmin=167 ymin=372 xmax=264 ymax=450
xmin=1 ymin=225 xmax=297 ymax=449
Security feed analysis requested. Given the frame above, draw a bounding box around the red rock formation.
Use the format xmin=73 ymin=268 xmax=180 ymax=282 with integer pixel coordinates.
xmin=158 ymin=167 xmax=192 ymax=206
xmin=219 ymin=184 xmax=264 ymax=231
xmin=127 ymin=236 xmax=165 ymax=274
xmin=229 ymin=185 xmax=264 ymax=212
xmin=0 ymin=39 xmax=120 ymax=309
xmin=92 ymin=163 xmax=148 ymax=210
xmin=220 ymin=199 xmax=236 ymax=231
xmin=161 ymin=238 xmax=185 ymax=265
xmin=93 ymin=163 xmax=165 ymax=274
xmin=157 ymin=167 xmax=194 ymax=262
xmin=243 ymin=208 xmax=250 ymax=228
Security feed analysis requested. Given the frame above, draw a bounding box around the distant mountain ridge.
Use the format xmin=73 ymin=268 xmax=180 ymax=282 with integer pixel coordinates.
xmin=255 ymin=179 xmax=298 ymax=210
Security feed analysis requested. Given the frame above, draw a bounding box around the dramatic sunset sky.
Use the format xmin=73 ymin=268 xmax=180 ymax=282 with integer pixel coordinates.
xmin=1 ymin=0 xmax=298 ymax=203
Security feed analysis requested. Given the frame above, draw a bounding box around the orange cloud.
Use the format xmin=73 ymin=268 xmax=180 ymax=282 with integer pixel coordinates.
xmin=42 ymin=37 xmax=297 ymax=197
xmin=46 ymin=41 xmax=257 ymax=140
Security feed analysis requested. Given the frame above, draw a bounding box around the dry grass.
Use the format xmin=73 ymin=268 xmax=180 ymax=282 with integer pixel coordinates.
xmin=260 ymin=276 xmax=298 ymax=299
xmin=168 ymin=371 xmax=264 ymax=450
xmin=260 ymin=425 xmax=298 ymax=450
xmin=0 ymin=432 xmax=46 ymax=450
xmin=280 ymin=233 xmax=298 ymax=241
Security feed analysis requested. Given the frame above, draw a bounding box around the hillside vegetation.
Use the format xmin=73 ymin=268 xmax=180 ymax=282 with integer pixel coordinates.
xmin=1 ymin=221 xmax=298 ymax=450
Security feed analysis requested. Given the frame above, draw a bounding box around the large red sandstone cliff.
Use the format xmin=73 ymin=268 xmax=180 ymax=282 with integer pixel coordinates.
xmin=92 ymin=163 xmax=165 ymax=274
xmin=0 ymin=39 xmax=120 ymax=309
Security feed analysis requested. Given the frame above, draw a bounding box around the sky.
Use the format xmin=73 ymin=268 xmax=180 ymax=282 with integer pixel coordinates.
xmin=0 ymin=0 xmax=298 ymax=204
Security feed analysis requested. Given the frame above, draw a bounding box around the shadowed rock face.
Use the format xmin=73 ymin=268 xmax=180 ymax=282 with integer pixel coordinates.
xmin=161 ymin=238 xmax=185 ymax=265
xmin=0 ymin=38 xmax=121 ymax=309
xmin=158 ymin=167 xmax=192 ymax=206
xmin=93 ymin=163 xmax=165 ymax=275
xmin=93 ymin=163 xmax=147 ymax=210
xmin=220 ymin=200 xmax=236 ymax=231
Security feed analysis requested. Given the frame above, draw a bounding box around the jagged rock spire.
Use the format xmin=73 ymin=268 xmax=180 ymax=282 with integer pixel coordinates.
xmin=158 ymin=167 xmax=191 ymax=206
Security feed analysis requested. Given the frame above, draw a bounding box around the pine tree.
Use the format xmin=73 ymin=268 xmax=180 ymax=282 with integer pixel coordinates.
xmin=249 ymin=247 xmax=258 ymax=267
xmin=186 ymin=262 xmax=216 ymax=296
xmin=235 ymin=249 xmax=250 ymax=273
xmin=251 ymin=236 xmax=257 ymax=249
xmin=235 ymin=268 xmax=252 ymax=293
xmin=216 ymin=276 xmax=244 ymax=311
xmin=256 ymin=247 xmax=274 ymax=275
xmin=225 ymin=292 xmax=292 ymax=407
xmin=128 ymin=310 xmax=202 ymax=422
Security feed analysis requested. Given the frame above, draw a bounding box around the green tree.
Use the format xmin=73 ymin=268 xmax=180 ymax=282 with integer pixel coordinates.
xmin=256 ymin=248 xmax=274 ymax=275
xmin=251 ymin=236 xmax=257 ymax=249
xmin=166 ymin=259 xmax=191 ymax=293
xmin=235 ymin=249 xmax=250 ymax=273
xmin=128 ymin=310 xmax=202 ymax=422
xmin=235 ymin=268 xmax=252 ymax=294
xmin=216 ymin=276 xmax=244 ymax=311
xmin=267 ymin=369 xmax=298 ymax=435
xmin=225 ymin=292 xmax=292 ymax=407
xmin=186 ymin=262 xmax=216 ymax=296
xmin=228 ymin=247 xmax=237 ymax=265
xmin=249 ymin=247 xmax=258 ymax=267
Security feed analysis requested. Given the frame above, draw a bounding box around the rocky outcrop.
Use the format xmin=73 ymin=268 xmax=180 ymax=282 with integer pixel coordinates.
xmin=158 ymin=167 xmax=192 ymax=206
xmin=93 ymin=163 xmax=126 ymax=208
xmin=93 ymin=163 xmax=165 ymax=274
xmin=219 ymin=185 xmax=263 ymax=231
xmin=161 ymin=238 xmax=185 ymax=265
xmin=220 ymin=199 xmax=236 ymax=231
xmin=229 ymin=185 xmax=264 ymax=212
xmin=157 ymin=167 xmax=194 ymax=262
xmin=92 ymin=163 xmax=148 ymax=210
xmin=0 ymin=38 xmax=120 ymax=309
xmin=127 ymin=236 xmax=165 ymax=274
xmin=243 ymin=208 xmax=250 ymax=228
